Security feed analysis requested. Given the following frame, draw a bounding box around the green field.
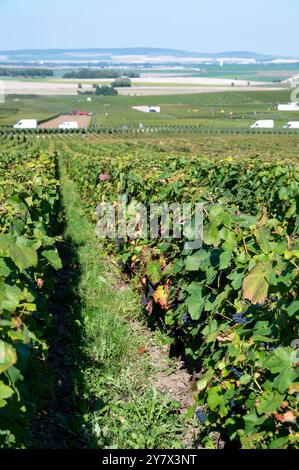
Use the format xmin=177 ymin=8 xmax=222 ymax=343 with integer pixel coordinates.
xmin=188 ymin=63 xmax=299 ymax=82
xmin=0 ymin=89 xmax=298 ymax=130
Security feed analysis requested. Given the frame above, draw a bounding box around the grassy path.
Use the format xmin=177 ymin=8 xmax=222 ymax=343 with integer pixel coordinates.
xmin=33 ymin=156 xmax=192 ymax=448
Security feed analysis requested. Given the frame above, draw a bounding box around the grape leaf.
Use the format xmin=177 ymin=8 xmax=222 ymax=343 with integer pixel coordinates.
xmin=145 ymin=260 xmax=162 ymax=284
xmin=242 ymin=262 xmax=272 ymax=304
xmin=43 ymin=249 xmax=62 ymax=270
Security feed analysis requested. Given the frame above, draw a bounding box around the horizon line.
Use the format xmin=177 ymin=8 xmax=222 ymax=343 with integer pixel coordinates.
xmin=0 ymin=47 xmax=297 ymax=58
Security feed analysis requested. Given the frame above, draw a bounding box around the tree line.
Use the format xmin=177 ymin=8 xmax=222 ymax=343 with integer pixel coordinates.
xmin=0 ymin=68 xmax=54 ymax=77
xmin=77 ymin=78 xmax=132 ymax=96
xmin=63 ymin=69 xmax=139 ymax=79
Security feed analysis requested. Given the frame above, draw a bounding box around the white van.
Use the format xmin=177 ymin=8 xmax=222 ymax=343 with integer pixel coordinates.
xmin=13 ymin=119 xmax=37 ymax=129
xmin=251 ymin=120 xmax=274 ymax=129
xmin=58 ymin=121 xmax=78 ymax=130
xmin=149 ymin=106 xmax=161 ymax=113
xmin=278 ymin=103 xmax=299 ymax=111
xmin=283 ymin=121 xmax=299 ymax=129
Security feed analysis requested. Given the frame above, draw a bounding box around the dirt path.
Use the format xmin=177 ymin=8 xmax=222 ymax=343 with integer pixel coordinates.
xmin=130 ymin=319 xmax=195 ymax=415
xmin=39 ymin=114 xmax=91 ymax=129
xmin=103 ymin=264 xmax=198 ymax=447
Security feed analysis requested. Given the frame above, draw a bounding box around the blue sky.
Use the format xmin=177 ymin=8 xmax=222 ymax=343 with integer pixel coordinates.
xmin=0 ymin=0 xmax=298 ymax=55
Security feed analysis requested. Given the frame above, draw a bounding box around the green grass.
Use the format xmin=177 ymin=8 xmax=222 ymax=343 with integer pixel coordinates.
xmin=0 ymin=89 xmax=297 ymax=130
xmin=188 ymin=63 xmax=299 ymax=82
xmin=59 ymin=158 xmax=188 ymax=449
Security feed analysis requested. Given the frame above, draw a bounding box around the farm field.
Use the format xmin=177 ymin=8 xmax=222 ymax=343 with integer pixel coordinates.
xmin=0 ymin=89 xmax=298 ymax=130
xmin=0 ymin=77 xmax=284 ymax=98
xmin=185 ymin=63 xmax=299 ymax=82
xmin=1 ymin=61 xmax=298 ymax=84
xmin=0 ymin=129 xmax=298 ymax=449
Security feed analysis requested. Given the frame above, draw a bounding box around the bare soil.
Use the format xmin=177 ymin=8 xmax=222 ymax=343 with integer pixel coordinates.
xmin=130 ymin=319 xmax=195 ymax=413
xmin=129 ymin=318 xmax=198 ymax=448
xmin=114 ymin=272 xmax=198 ymax=447
xmin=39 ymin=114 xmax=91 ymax=129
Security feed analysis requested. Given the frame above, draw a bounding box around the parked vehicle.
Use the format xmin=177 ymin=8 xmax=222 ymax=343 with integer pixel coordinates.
xmin=69 ymin=111 xmax=93 ymax=116
xmin=283 ymin=121 xmax=299 ymax=129
xmin=58 ymin=121 xmax=78 ymax=130
xmin=251 ymin=120 xmax=274 ymax=129
xmin=278 ymin=103 xmax=299 ymax=111
xmin=13 ymin=119 xmax=37 ymax=129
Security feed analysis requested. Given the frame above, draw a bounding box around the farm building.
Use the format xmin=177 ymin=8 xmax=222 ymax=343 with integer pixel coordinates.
xmin=13 ymin=119 xmax=37 ymax=129
xmin=278 ymin=103 xmax=299 ymax=111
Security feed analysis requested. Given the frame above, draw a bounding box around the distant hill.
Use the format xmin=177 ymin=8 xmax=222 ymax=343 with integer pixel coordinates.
xmin=0 ymin=47 xmax=276 ymax=58
xmin=0 ymin=48 xmax=296 ymax=64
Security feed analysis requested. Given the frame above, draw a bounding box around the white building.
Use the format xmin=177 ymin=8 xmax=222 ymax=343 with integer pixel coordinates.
xmin=13 ymin=119 xmax=37 ymax=129
xmin=278 ymin=103 xmax=299 ymax=111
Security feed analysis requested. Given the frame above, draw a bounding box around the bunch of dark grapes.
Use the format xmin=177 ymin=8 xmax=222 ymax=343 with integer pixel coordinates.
xmin=232 ymin=313 xmax=248 ymax=324
xmin=230 ymin=399 xmax=237 ymax=409
xmin=231 ymin=367 xmax=243 ymax=379
xmin=195 ymin=409 xmax=207 ymax=425
xmin=148 ymin=285 xmax=155 ymax=297
xmin=141 ymin=294 xmax=148 ymax=307
xmin=182 ymin=313 xmax=192 ymax=326
xmin=116 ymin=237 xmax=124 ymax=247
